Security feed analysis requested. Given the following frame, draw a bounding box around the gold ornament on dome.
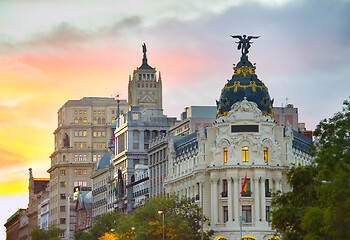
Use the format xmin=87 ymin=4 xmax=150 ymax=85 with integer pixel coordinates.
xmin=220 ymin=81 xmax=269 ymax=95
xmin=233 ymin=66 xmax=256 ymax=77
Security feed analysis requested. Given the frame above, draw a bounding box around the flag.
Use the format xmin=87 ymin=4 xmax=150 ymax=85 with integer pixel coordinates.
xmin=114 ymin=186 xmax=118 ymax=196
xmin=242 ymin=174 xmax=247 ymax=194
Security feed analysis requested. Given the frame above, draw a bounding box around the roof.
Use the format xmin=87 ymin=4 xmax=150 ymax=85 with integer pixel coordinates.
xmin=97 ymin=152 xmax=111 ymax=170
xmin=33 ymin=179 xmax=49 ymax=194
xmin=292 ymin=130 xmax=313 ymax=154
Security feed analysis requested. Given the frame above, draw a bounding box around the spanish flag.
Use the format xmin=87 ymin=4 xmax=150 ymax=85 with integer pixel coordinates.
xmin=242 ymin=174 xmax=247 ymax=194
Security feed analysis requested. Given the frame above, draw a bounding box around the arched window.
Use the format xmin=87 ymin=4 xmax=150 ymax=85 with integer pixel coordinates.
xmin=78 ymin=117 xmax=82 ymax=124
xmin=83 ymin=117 xmax=87 ymax=123
xmin=93 ymin=118 xmax=97 ymax=124
xmin=98 ymin=117 xmax=101 ymax=124
xmin=102 ymin=118 xmax=105 ymax=124
xmin=74 ymin=118 xmax=78 ymax=124
xmin=263 ymin=147 xmax=269 ymax=163
xmin=223 ymin=148 xmax=228 ymax=163
xmin=242 ymin=147 xmax=249 ymax=162
xmin=63 ymin=155 xmax=66 ymax=162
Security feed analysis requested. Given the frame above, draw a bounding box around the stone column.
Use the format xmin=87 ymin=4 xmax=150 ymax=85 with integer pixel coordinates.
xmin=233 ymin=177 xmax=239 ymax=223
xmin=260 ymin=177 xmax=266 ymax=223
xmin=254 ymin=177 xmax=260 ymax=223
xmin=213 ymin=179 xmax=218 ymax=224
xmin=128 ymin=130 xmax=133 ymax=151
xmin=228 ymin=177 xmax=233 ymax=222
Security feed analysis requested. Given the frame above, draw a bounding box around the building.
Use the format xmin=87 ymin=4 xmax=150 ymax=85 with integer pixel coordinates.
xmin=170 ymin=106 xmax=217 ymax=136
xmin=131 ymin=164 xmax=149 ymax=209
xmin=273 ymin=104 xmax=299 ymax=131
xmin=5 ymin=209 xmax=27 ymax=240
xmin=38 ymin=198 xmax=50 ymax=230
xmin=47 ymin=97 xmax=128 ymax=238
xmin=128 ymin=43 xmax=162 ymax=110
xmin=164 ymin=38 xmax=313 ymax=240
xmin=113 ymin=107 xmax=170 ymax=213
xmin=75 ymin=188 xmax=93 ymax=232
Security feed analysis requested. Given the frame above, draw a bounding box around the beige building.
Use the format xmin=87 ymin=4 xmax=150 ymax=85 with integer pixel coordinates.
xmin=128 ymin=43 xmax=162 ymax=110
xmin=48 ymin=97 xmax=128 ymax=239
xmin=164 ymin=41 xmax=313 ymax=240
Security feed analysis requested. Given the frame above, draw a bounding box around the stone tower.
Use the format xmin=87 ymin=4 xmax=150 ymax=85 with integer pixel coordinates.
xmin=128 ymin=43 xmax=163 ymax=109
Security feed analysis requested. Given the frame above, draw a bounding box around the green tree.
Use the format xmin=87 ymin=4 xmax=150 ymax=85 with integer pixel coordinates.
xmin=30 ymin=225 xmax=60 ymax=240
xmin=271 ymin=99 xmax=350 ymax=240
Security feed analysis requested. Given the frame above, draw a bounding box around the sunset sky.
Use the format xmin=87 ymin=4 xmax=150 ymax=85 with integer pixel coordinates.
xmin=1 ymin=0 xmax=349 ymax=238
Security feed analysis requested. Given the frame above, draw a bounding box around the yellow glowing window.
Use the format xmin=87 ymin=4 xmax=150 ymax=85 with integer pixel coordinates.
xmin=83 ymin=131 xmax=87 ymax=137
xmin=224 ymin=148 xmax=228 ymax=163
xmin=74 ymin=110 xmax=78 ymax=114
xmin=79 ymin=110 xmax=82 ymax=114
xmin=102 ymin=111 xmax=105 ymax=114
xmin=83 ymin=117 xmax=87 ymax=123
xmin=93 ymin=118 xmax=97 ymax=124
xmin=264 ymin=147 xmax=268 ymax=163
xmin=60 ymin=170 xmax=66 ymax=176
xmin=242 ymin=147 xmax=249 ymax=162
xmin=98 ymin=111 xmax=101 ymax=114
xmin=93 ymin=111 xmax=96 ymax=115
xmin=84 ymin=110 xmax=87 ymax=114
xmin=112 ymin=118 xmax=115 ymax=123
xmin=74 ymin=118 xmax=78 ymax=124
xmin=93 ymin=142 xmax=97 ymax=148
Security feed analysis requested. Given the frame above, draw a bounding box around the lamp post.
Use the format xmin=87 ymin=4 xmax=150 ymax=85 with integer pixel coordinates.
xmin=158 ymin=210 xmax=165 ymax=240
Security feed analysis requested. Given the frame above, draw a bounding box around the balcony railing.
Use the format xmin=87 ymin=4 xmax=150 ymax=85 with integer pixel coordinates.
xmin=265 ymin=191 xmax=272 ymax=198
xmin=221 ymin=191 xmax=228 ymax=197
xmin=241 ymin=191 xmax=252 ymax=197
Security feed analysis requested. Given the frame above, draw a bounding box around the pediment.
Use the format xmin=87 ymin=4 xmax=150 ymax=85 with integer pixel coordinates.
xmin=139 ymin=95 xmax=155 ymax=103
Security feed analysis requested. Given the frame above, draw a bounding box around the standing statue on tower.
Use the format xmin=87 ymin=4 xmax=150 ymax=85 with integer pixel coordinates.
xmin=231 ymin=35 xmax=260 ymax=57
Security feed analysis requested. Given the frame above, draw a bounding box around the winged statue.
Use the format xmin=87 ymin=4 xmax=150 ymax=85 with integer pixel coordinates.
xmin=231 ymin=35 xmax=260 ymax=57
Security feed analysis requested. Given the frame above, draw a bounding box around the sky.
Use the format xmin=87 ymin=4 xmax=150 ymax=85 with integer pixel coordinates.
xmin=0 ymin=0 xmax=349 ymax=238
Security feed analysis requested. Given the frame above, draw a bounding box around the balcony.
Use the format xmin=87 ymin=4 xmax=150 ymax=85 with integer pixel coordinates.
xmin=241 ymin=191 xmax=252 ymax=197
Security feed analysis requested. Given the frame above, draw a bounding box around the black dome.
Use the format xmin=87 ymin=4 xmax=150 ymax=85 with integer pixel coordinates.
xmin=216 ymin=55 xmax=274 ymax=118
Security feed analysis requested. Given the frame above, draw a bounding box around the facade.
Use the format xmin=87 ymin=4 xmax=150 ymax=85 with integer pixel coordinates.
xmin=128 ymin=43 xmax=162 ymax=110
xmin=91 ymin=152 xmax=115 ymax=220
xmin=47 ymin=97 xmax=128 ymax=238
xmin=170 ymin=106 xmax=217 ymax=136
xmin=131 ymin=164 xmax=149 ymax=209
xmin=38 ymin=198 xmax=50 ymax=230
xmin=164 ymin=40 xmax=313 ymax=240
xmin=75 ymin=188 xmax=93 ymax=232
xmin=113 ymin=107 xmax=169 ymax=213
xmin=5 ymin=209 xmax=27 ymax=240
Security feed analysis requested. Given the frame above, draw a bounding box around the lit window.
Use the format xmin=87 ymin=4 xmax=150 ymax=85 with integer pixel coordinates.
xmin=102 ymin=111 xmax=105 ymax=114
xmin=83 ymin=155 xmax=87 ymax=161
xmin=93 ymin=142 xmax=97 ymax=148
xmin=102 ymin=143 xmax=106 ymax=148
xmin=83 ymin=142 xmax=87 ymax=148
xmin=83 ymin=130 xmax=87 ymax=137
xmin=93 ymin=111 xmax=96 ymax=115
xmin=112 ymin=118 xmax=115 ymax=123
xmin=74 ymin=131 xmax=78 ymax=137
xmin=224 ymin=147 xmax=228 ymax=163
xmin=74 ymin=154 xmax=78 ymax=161
xmin=83 ymin=117 xmax=87 ymax=123
xmin=84 ymin=110 xmax=87 ymax=114
xmin=74 ymin=110 xmax=78 ymax=114
xmin=93 ymin=132 xmax=97 ymax=137
xmin=60 ymin=170 xmax=66 ymax=176
xmin=74 ymin=118 xmax=78 ymax=124
xmin=242 ymin=147 xmax=249 ymax=162
xmin=79 ymin=131 xmax=82 ymax=137
xmin=79 ymin=110 xmax=82 ymax=114
xmin=102 ymin=131 xmax=106 ymax=137
xmin=93 ymin=155 xmax=97 ymax=162
xmin=78 ymin=118 xmax=82 ymax=124
xmin=98 ymin=132 xmax=101 ymax=138
xmin=74 ymin=169 xmax=78 ymax=175
xmin=93 ymin=118 xmax=97 ymax=124
xmin=98 ymin=111 xmax=101 ymax=114
xmin=263 ymin=147 xmax=268 ymax=163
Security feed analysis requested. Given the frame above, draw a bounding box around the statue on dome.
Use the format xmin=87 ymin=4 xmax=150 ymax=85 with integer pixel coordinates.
xmin=231 ymin=35 xmax=260 ymax=57
xmin=142 ymin=43 xmax=147 ymax=55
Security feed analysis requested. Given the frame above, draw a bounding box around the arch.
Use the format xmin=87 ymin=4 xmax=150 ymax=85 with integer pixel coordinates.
xmin=268 ymin=237 xmax=281 ymax=240
xmin=262 ymin=137 xmax=273 ymax=146
xmin=238 ymin=237 xmax=257 ymax=240
xmin=217 ymin=137 xmax=230 ymax=146
xmin=214 ymin=237 xmax=228 ymax=240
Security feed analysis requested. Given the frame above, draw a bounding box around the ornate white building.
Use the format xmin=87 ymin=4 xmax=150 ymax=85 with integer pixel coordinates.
xmin=164 ymin=37 xmax=313 ymax=240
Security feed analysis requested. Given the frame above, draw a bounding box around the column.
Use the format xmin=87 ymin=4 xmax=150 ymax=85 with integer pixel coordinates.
xmin=210 ymin=180 xmax=214 ymax=225
xmin=254 ymin=177 xmax=260 ymax=223
xmin=128 ymin=130 xmax=133 ymax=151
xmin=260 ymin=177 xmax=266 ymax=223
xmin=213 ymin=179 xmax=218 ymax=224
xmin=228 ymin=177 xmax=233 ymax=222
xmin=233 ymin=177 xmax=239 ymax=223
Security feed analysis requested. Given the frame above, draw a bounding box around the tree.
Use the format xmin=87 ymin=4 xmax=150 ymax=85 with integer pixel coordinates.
xmin=30 ymin=225 xmax=60 ymax=240
xmin=271 ymin=99 xmax=350 ymax=240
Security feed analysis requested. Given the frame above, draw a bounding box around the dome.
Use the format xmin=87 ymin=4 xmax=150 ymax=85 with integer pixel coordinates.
xmin=97 ymin=152 xmax=111 ymax=170
xmin=216 ymin=54 xmax=274 ymax=118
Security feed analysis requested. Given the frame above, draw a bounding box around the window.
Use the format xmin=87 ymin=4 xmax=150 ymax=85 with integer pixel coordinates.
xmin=98 ymin=132 xmax=101 ymax=138
xmin=222 ymin=179 xmax=228 ymax=197
xmin=84 ymin=110 xmax=87 ymax=114
xmin=93 ymin=111 xmax=96 ymax=115
xmin=74 ymin=110 xmax=78 ymax=114
xmin=102 ymin=131 xmax=106 ymax=137
xmin=74 ymin=154 xmax=78 ymax=161
xmin=93 ymin=118 xmax=97 ymax=124
xmin=98 ymin=111 xmax=101 ymax=114
xmin=83 ymin=130 xmax=87 ymax=137
xmin=242 ymin=205 xmax=252 ymax=223
xmin=60 ymin=170 xmax=66 ymax=176
xmin=60 ymin=181 xmax=66 ymax=187
xmin=83 ymin=154 xmax=87 ymax=161
xmin=241 ymin=178 xmax=251 ymax=197
xmin=79 ymin=131 xmax=82 ymax=137
xmin=93 ymin=155 xmax=97 ymax=162
xmin=102 ymin=118 xmax=105 ymax=124
xmin=102 ymin=111 xmax=105 ymax=114
xmin=242 ymin=147 xmax=249 ymax=162
xmin=263 ymin=147 xmax=268 ymax=163
xmin=223 ymin=147 xmax=228 ymax=163
xmin=60 ymin=206 xmax=65 ymax=212
xmin=265 ymin=179 xmax=271 ymax=197
xmin=79 ymin=110 xmax=82 ymax=114
xmin=74 ymin=118 xmax=78 ymax=124
xmin=60 ymin=194 xmax=66 ymax=200
xmin=223 ymin=206 xmax=228 ymax=223
xmin=74 ymin=131 xmax=78 ymax=137
xmin=266 ymin=206 xmax=270 ymax=222
xmin=60 ymin=218 xmax=66 ymax=224
xmin=78 ymin=117 xmax=82 ymax=124
xmin=83 ymin=117 xmax=87 ymax=123
xmin=93 ymin=142 xmax=97 ymax=148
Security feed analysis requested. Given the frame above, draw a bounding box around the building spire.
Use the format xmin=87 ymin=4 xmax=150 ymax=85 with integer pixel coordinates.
xmin=142 ymin=43 xmax=148 ymax=65
xmin=158 ymin=71 xmax=162 ymax=82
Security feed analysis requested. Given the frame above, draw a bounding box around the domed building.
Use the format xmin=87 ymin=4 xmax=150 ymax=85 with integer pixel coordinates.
xmin=164 ymin=36 xmax=313 ymax=240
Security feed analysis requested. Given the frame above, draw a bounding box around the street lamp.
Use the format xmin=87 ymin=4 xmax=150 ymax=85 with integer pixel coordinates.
xmin=158 ymin=210 xmax=165 ymax=240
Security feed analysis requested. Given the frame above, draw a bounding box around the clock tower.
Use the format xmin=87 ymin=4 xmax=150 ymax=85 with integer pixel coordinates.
xmin=128 ymin=43 xmax=163 ymax=109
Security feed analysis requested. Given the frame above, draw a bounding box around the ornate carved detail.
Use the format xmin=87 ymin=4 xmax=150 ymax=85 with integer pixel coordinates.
xmin=230 ymin=98 xmax=262 ymax=116
xmin=233 ymin=66 xmax=256 ymax=77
